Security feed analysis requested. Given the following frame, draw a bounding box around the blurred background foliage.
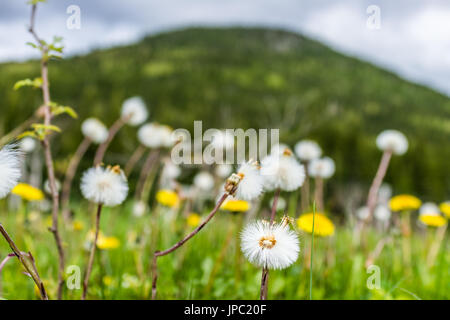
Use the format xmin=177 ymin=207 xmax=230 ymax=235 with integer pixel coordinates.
xmin=0 ymin=27 xmax=449 ymax=202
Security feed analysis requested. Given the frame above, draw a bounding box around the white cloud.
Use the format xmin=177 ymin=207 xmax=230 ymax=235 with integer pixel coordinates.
xmin=0 ymin=0 xmax=449 ymax=95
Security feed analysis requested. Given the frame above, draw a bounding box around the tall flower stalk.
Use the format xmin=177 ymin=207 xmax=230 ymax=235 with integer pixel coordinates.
xmin=61 ymin=118 xmax=108 ymax=220
xmin=80 ymin=165 xmax=128 ymax=299
xmin=93 ymin=96 xmax=148 ymax=166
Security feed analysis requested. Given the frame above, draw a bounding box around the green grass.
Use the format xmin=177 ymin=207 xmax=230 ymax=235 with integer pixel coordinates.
xmin=0 ymin=199 xmax=447 ymax=300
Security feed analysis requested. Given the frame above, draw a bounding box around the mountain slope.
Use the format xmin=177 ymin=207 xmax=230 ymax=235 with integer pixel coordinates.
xmin=0 ymin=27 xmax=449 ymax=199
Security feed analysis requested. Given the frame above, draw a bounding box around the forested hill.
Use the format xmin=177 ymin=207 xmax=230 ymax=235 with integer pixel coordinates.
xmin=0 ymin=27 xmax=449 ymax=198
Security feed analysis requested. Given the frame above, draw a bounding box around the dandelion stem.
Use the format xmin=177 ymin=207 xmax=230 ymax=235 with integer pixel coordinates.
xmin=93 ymin=115 xmax=131 ymax=166
xmin=259 ymin=190 xmax=281 ymax=300
xmin=300 ymin=163 xmax=310 ymax=213
xmin=309 ymin=201 xmax=316 ymax=300
xmin=270 ymin=188 xmax=281 ymax=224
xmin=124 ymin=144 xmax=146 ymax=177
xmin=28 ymin=3 xmax=65 ymax=299
xmin=313 ymin=177 xmax=324 ymax=212
xmin=365 ymin=150 xmax=392 ymax=223
xmin=0 ymin=223 xmax=48 ymax=300
xmin=61 ymin=136 xmax=92 ymax=221
xmin=426 ymin=223 xmax=447 ymax=267
xmin=82 ymin=203 xmax=103 ymax=300
xmin=151 ymin=193 xmax=228 ymax=300
xmin=135 ymin=149 xmax=160 ymax=201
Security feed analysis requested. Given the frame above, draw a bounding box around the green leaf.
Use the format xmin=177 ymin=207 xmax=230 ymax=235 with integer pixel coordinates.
xmin=13 ymin=78 xmax=42 ymax=90
xmin=50 ymin=102 xmax=78 ymax=119
xmin=31 ymin=123 xmax=61 ymax=133
xmin=17 ymin=131 xmax=38 ymax=140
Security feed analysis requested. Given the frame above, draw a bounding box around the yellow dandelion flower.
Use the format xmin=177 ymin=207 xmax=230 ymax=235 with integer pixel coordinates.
xmin=72 ymin=220 xmax=84 ymax=231
xmin=97 ymin=236 xmax=120 ymax=250
xmin=389 ymin=194 xmax=421 ymax=212
xmin=187 ymin=213 xmax=201 ymax=227
xmin=11 ymin=183 xmax=44 ymax=201
xmin=103 ymin=275 xmax=114 ymax=287
xmin=419 ymin=215 xmax=447 ymax=228
xmin=440 ymin=202 xmax=450 ymax=218
xmin=297 ymin=212 xmax=335 ymax=237
xmin=221 ymin=199 xmax=250 ymax=212
xmin=155 ymin=189 xmax=179 ymax=208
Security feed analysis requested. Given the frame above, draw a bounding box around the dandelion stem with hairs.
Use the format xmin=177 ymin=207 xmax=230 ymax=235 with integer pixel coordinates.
xmin=80 ymin=165 xmax=128 ymax=299
xmin=309 ymin=202 xmax=316 ymax=300
xmin=61 ymin=118 xmax=108 ymax=221
xmin=94 ymin=97 xmax=148 ymax=166
xmin=82 ymin=204 xmax=102 ymax=300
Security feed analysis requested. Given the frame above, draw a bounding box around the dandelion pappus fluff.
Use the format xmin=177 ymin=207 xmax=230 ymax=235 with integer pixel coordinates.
xmin=121 ymin=96 xmax=149 ymax=126
xmin=261 ymin=148 xmax=305 ymax=192
xmin=376 ymin=130 xmax=408 ymax=155
xmin=0 ymin=144 xmax=22 ymax=199
xmin=81 ymin=118 xmax=109 ymax=144
xmin=294 ymin=140 xmax=322 ymax=162
xmin=241 ymin=219 xmax=300 ymax=270
xmin=80 ymin=165 xmax=128 ymax=207
xmin=226 ymin=160 xmax=263 ymax=201
xmin=308 ymin=157 xmax=335 ymax=179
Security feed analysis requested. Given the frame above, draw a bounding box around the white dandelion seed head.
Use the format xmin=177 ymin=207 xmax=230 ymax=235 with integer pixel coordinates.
xmin=210 ymin=130 xmax=234 ymax=150
xmin=356 ymin=206 xmax=370 ymax=220
xmin=234 ymin=161 xmax=264 ymax=201
xmin=0 ymin=145 xmax=22 ymax=199
xmin=241 ymin=220 xmax=300 ymax=270
xmin=374 ymin=205 xmax=391 ymax=222
xmin=419 ymin=202 xmax=440 ymax=216
xmin=308 ymin=157 xmax=335 ymax=179
xmin=261 ymin=151 xmax=305 ymax=192
xmin=19 ymin=137 xmax=37 ymax=153
xmin=132 ymin=201 xmax=146 ymax=217
xmin=193 ymin=171 xmax=215 ymax=191
xmin=161 ymin=161 xmax=181 ymax=180
xmin=80 ymin=165 xmax=129 ymax=207
xmin=270 ymin=143 xmax=290 ymax=156
xmin=81 ymin=118 xmax=109 ymax=144
xmin=121 ymin=96 xmax=149 ymax=126
xmin=215 ymin=164 xmax=233 ymax=178
xmin=138 ymin=123 xmax=174 ymax=149
xmin=294 ymin=140 xmax=322 ymax=162
xmin=376 ymin=130 xmax=408 ymax=155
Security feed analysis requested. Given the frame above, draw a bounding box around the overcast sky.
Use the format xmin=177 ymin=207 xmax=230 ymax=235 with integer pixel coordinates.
xmin=1 ymin=0 xmax=449 ymax=95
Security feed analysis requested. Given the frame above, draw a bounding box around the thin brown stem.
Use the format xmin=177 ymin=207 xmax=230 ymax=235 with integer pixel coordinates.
xmin=0 ymin=116 xmax=37 ymax=147
xmin=314 ymin=177 xmax=324 ymax=212
xmin=365 ymin=151 xmax=392 ymax=223
xmin=260 ymin=268 xmax=269 ymax=300
xmin=260 ymin=192 xmax=280 ymax=300
xmin=93 ymin=116 xmax=130 ymax=166
xmin=426 ymin=224 xmax=447 ymax=267
xmin=0 ymin=224 xmax=48 ymax=299
xmin=300 ymin=163 xmax=310 ymax=213
xmin=124 ymin=144 xmax=146 ymax=177
xmin=151 ymin=193 xmax=228 ymax=299
xmin=61 ymin=137 xmax=92 ymax=221
xmin=135 ymin=149 xmax=160 ymax=200
xmin=29 ymin=3 xmax=65 ymax=299
xmin=82 ymin=204 xmax=103 ymax=300
xmin=270 ymin=188 xmax=281 ymax=224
